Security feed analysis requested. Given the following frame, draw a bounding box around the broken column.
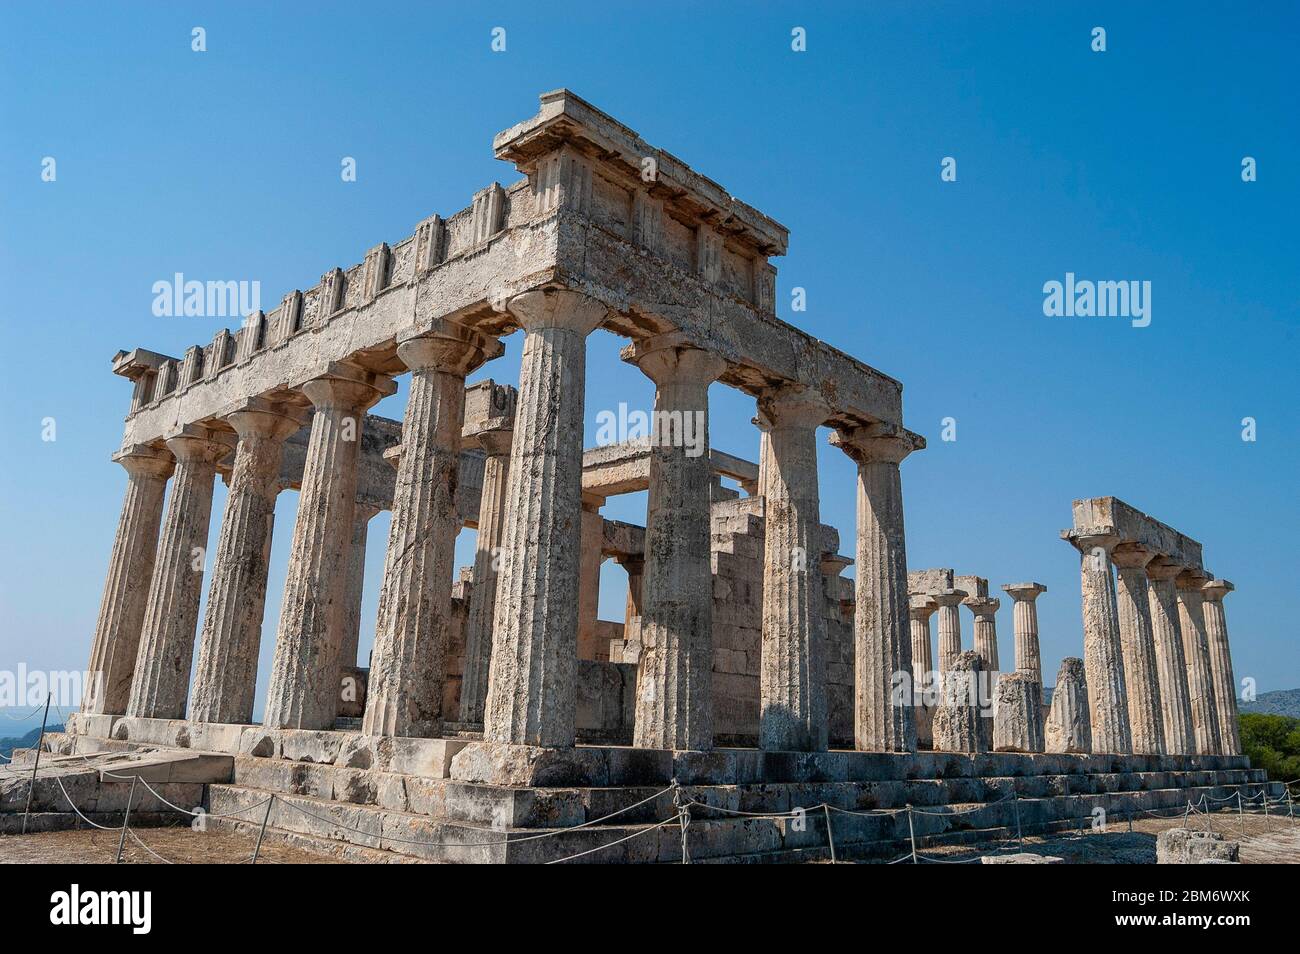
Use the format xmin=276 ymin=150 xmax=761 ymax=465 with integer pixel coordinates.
xmin=264 ymin=364 xmax=395 ymax=730
xmin=933 ymin=588 xmax=967 ymax=674
xmin=364 ymin=330 xmax=495 ymax=738
xmin=190 ymin=402 xmax=304 ymax=725
xmin=1146 ymin=558 xmax=1197 ymax=755
xmin=628 ymin=338 xmax=727 ymax=751
xmin=932 ymin=650 xmax=984 ymax=753
xmin=484 ymin=289 xmax=607 ymax=749
xmin=1062 ymin=528 xmax=1132 ymax=754
xmin=82 ymin=445 xmax=174 ymax=716
xmin=1002 ymin=582 xmax=1046 ymax=688
xmin=757 ymin=385 xmax=829 ymax=752
xmin=127 ymin=426 xmax=232 ymax=720
xmin=993 ymin=671 xmax=1045 ymax=753
xmin=1111 ymin=544 xmax=1166 ymax=755
xmin=1201 ymin=579 xmax=1241 ymax=756
xmin=1044 ymin=657 xmax=1092 ymax=754
xmin=1177 ymin=569 xmax=1221 ymax=755
xmin=831 ymin=423 xmax=923 ymax=753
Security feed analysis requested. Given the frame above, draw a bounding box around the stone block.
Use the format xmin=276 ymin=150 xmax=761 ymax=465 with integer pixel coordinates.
xmin=1155 ymin=828 xmax=1240 ymax=864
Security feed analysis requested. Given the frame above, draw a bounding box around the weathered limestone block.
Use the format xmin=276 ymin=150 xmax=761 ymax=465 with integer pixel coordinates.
xmin=1063 ymin=528 xmax=1131 ymax=754
xmin=1177 ymin=569 xmax=1221 ymax=755
xmin=993 ymin=672 xmax=1044 ymax=753
xmin=364 ymin=331 xmax=494 ymax=739
xmin=981 ymin=853 xmax=1063 ymax=864
xmin=1147 ymin=558 xmax=1196 ymax=755
xmin=1112 ymin=544 xmax=1166 ymax=755
xmin=629 ymin=339 xmax=727 ymax=751
xmin=1202 ymin=580 xmax=1241 ymax=756
xmin=756 ymin=387 xmax=829 ymax=752
xmin=264 ymin=365 xmax=395 ymax=730
xmin=1155 ymin=828 xmax=1240 ymax=864
xmin=1001 ymin=582 xmax=1046 ymax=688
xmin=933 ymin=651 xmax=984 ymax=753
xmin=83 ymin=446 xmax=173 ymax=716
xmin=127 ymin=428 xmax=232 ymax=720
xmin=484 ymin=289 xmax=607 ymax=749
xmin=1044 ymin=657 xmax=1092 ymax=754
xmin=830 ymin=423 xmax=923 ymax=754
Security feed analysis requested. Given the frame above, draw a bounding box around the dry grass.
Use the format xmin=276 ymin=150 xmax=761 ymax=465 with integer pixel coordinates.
xmin=0 ymin=824 xmax=346 ymax=865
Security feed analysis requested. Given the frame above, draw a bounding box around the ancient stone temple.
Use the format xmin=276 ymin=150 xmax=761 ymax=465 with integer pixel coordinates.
xmin=54 ymin=92 xmax=1267 ymax=863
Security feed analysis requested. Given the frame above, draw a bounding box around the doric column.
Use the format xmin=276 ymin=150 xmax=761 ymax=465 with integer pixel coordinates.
xmin=756 ymin=386 xmax=830 ymax=752
xmin=831 ymin=423 xmax=923 ymax=753
xmin=363 ymin=331 xmax=494 ymax=738
xmin=1146 ymin=558 xmax=1196 ymax=755
xmin=933 ymin=650 xmax=983 ymax=753
xmin=908 ymin=596 xmax=938 ymax=692
xmin=1062 ymin=528 xmax=1132 ymax=754
xmin=189 ymin=402 xmax=304 ymax=725
xmin=459 ymin=428 xmax=513 ymax=726
xmin=1110 ymin=544 xmax=1165 ymax=755
xmin=576 ymin=496 xmax=607 ymax=660
xmin=82 ymin=445 xmax=174 ymax=715
xmin=1001 ymin=582 xmax=1046 ymax=688
xmin=264 ymin=364 xmax=395 ymax=730
xmin=932 ymin=588 xmax=967 ymax=674
xmin=1044 ymin=657 xmax=1091 ymax=754
xmin=965 ymin=597 xmax=1001 ymax=674
xmin=1202 ymin=579 xmax=1240 ymax=756
xmin=628 ymin=338 xmax=727 ymax=751
xmin=126 ymin=427 xmax=232 ymax=719
xmin=1176 ymin=569 xmax=1221 ymax=755
xmin=483 ymin=289 xmax=607 ymax=749
xmin=339 ymin=502 xmax=381 ymax=670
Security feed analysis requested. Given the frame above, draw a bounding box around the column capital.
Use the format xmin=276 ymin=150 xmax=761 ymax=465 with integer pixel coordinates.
xmin=112 ymin=443 xmax=175 ymax=480
xmin=1001 ymin=581 xmax=1046 ymax=602
xmin=1201 ymin=579 xmax=1234 ymax=603
xmin=1062 ymin=525 xmax=1120 ymax=555
xmin=397 ymin=326 xmax=500 ymax=377
xmin=931 ymin=588 xmax=968 ymax=608
xmin=829 ymin=421 xmax=925 ymax=466
xmin=756 ymin=384 xmax=830 ymax=430
xmin=225 ymin=398 xmax=309 ymax=444
xmin=1111 ymin=542 xmax=1158 ymax=571
xmin=301 ymin=362 xmax=396 ymax=412
xmin=622 ymin=334 xmax=728 ymax=387
xmin=964 ymin=596 xmax=1000 ymax=619
xmin=1144 ymin=557 xmax=1184 ymax=583
xmin=909 ymin=594 xmax=938 ymax=620
xmin=473 ymin=427 xmax=514 ymax=458
xmin=163 ymin=424 xmax=235 ymax=465
xmin=1176 ymin=568 xmax=1212 ymax=593
xmin=506 ymin=287 xmax=607 ymax=335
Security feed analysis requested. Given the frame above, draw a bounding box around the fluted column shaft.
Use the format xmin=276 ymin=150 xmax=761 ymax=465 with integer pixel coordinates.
xmin=757 ymin=388 xmax=829 ymax=752
xmin=459 ymin=430 xmax=513 ymax=725
xmin=908 ymin=599 xmax=937 ymax=692
xmin=967 ymin=598 xmax=1001 ymax=674
xmin=1066 ymin=530 xmax=1131 ymax=754
xmin=1146 ymin=562 xmax=1196 ymax=755
xmin=1002 ymin=582 xmax=1046 ymax=689
xmin=1111 ymin=547 xmax=1165 ymax=755
xmin=1202 ymin=581 xmax=1240 ymax=756
xmin=484 ymin=290 xmax=607 ymax=748
xmin=340 ymin=502 xmax=380 ymax=670
xmin=364 ymin=335 xmax=490 ymax=738
xmin=264 ymin=366 xmax=394 ymax=730
xmin=833 ymin=425 xmax=921 ymax=753
xmin=1177 ymin=572 xmax=1221 ymax=755
xmin=190 ymin=406 xmax=302 ymax=724
xmin=933 ymin=590 xmax=966 ymax=674
xmin=127 ymin=430 xmax=230 ymax=719
xmin=83 ymin=447 xmax=174 ymax=715
xmin=630 ymin=342 xmax=726 ymax=751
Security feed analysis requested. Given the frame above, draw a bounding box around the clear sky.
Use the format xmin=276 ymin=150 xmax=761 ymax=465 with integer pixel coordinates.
xmin=1 ymin=1 xmax=1296 ymax=734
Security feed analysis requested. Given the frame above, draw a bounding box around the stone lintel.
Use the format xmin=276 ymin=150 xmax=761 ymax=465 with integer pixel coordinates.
xmin=954 ymin=575 xmax=990 ymax=601
xmin=1071 ymin=497 xmax=1204 ymax=571
xmin=581 ymin=440 xmax=758 ymax=497
xmin=112 ymin=348 xmax=177 ymax=379
xmin=908 ymin=567 xmax=955 ymax=596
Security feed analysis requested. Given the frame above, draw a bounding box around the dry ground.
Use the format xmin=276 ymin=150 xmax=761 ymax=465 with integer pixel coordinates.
xmin=0 ymin=824 xmax=345 ymax=864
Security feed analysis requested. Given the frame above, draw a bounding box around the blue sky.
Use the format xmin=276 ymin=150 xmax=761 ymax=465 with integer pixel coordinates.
xmin=1 ymin=1 xmax=1296 ymax=733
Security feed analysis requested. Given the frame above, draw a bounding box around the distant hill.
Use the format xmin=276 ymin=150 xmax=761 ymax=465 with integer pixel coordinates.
xmin=0 ymin=724 xmax=64 ymax=762
xmin=1240 ymin=689 xmax=1300 ymax=719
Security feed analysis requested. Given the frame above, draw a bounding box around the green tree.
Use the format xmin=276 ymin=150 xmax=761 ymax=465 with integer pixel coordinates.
xmin=1240 ymin=713 xmax=1300 ymax=787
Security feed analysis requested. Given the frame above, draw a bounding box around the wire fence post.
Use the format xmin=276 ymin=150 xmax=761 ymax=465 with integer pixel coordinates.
xmin=1012 ymin=791 xmax=1023 ymax=846
xmin=251 ymin=795 xmax=275 ymax=864
xmin=115 ymin=775 xmax=138 ymax=864
xmin=20 ymin=692 xmax=52 ymax=836
xmin=1263 ymin=790 xmax=1271 ymax=832
xmin=1237 ymin=790 xmax=1246 ymax=836
xmin=822 ymin=804 xmax=837 ymax=863
xmin=906 ymin=805 xmax=918 ymax=864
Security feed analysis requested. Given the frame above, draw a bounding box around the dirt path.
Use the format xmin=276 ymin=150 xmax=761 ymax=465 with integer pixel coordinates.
xmin=0 ymin=825 xmax=345 ymax=864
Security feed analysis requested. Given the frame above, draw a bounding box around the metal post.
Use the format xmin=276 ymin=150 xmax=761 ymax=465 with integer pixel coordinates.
xmin=907 ymin=805 xmax=918 ymax=864
xmin=1237 ymin=790 xmax=1246 ymax=836
xmin=20 ymin=693 xmax=52 ymax=835
xmin=1013 ymin=792 xmax=1023 ymax=846
xmin=115 ymin=775 xmax=138 ymax=864
xmin=251 ymin=795 xmax=275 ymax=863
xmin=822 ymin=804 xmax=836 ymax=864
xmin=1264 ymin=789 xmax=1271 ymax=832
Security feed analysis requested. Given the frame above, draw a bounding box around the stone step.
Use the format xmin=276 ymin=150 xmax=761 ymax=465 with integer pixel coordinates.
xmin=0 ymin=764 xmax=206 ymax=817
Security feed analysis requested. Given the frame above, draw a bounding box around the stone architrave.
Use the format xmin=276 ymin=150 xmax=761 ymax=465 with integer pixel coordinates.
xmin=190 ymin=402 xmax=305 ymax=725
xmin=993 ymin=671 xmax=1045 ymax=753
xmin=82 ymin=445 xmax=174 ymax=716
xmin=1045 ymin=657 xmax=1091 ymax=754
xmin=483 ymin=289 xmax=607 ymax=749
